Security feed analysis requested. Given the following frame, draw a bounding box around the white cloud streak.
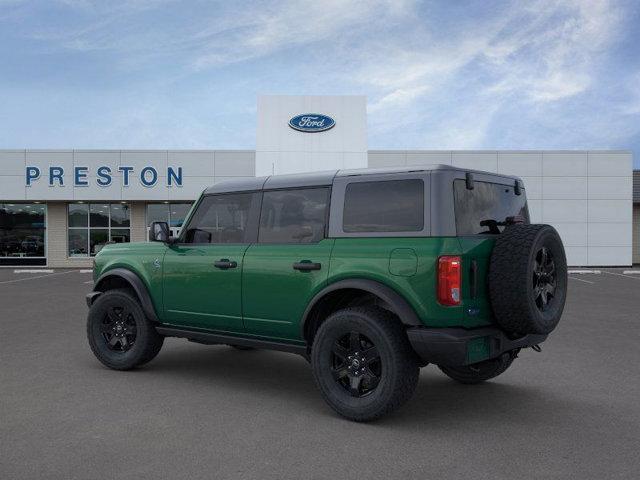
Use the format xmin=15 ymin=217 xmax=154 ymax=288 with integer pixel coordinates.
xmin=0 ymin=0 xmax=636 ymax=153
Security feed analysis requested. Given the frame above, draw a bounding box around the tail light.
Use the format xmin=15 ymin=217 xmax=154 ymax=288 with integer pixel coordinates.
xmin=437 ymin=256 xmax=461 ymax=306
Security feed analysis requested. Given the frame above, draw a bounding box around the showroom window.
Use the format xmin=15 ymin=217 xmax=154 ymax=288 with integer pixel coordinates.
xmin=146 ymin=203 xmax=193 ymax=238
xmin=0 ymin=203 xmax=47 ymax=266
xmin=68 ymin=203 xmax=131 ymax=257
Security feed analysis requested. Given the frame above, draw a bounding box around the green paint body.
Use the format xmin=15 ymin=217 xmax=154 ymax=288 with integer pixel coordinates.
xmin=94 ymin=234 xmax=496 ymax=343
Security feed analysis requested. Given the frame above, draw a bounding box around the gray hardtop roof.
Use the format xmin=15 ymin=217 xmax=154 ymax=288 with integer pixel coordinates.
xmin=203 ymin=165 xmax=521 ymax=194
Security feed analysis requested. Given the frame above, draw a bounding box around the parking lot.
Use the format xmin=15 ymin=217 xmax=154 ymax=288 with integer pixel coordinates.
xmin=1 ymin=268 xmax=639 ymax=480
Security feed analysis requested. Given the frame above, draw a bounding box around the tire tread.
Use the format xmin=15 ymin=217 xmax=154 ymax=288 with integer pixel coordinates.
xmin=312 ymin=306 xmax=419 ymax=422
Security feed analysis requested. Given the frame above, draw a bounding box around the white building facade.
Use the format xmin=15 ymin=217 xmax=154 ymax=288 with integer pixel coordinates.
xmin=0 ymin=95 xmax=634 ymax=267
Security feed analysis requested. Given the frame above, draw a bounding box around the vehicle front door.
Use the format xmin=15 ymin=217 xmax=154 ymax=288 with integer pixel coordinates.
xmin=242 ymin=187 xmax=333 ymax=341
xmin=162 ymin=192 xmax=260 ymax=332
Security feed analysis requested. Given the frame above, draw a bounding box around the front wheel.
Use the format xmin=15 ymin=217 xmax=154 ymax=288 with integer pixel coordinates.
xmin=311 ymin=306 xmax=419 ymax=422
xmin=87 ymin=289 xmax=164 ymax=370
xmin=438 ymin=351 xmax=517 ymax=385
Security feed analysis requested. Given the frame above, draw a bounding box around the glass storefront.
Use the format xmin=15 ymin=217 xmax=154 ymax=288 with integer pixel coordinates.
xmin=0 ymin=203 xmax=47 ymax=266
xmin=68 ymin=203 xmax=131 ymax=257
xmin=146 ymin=203 xmax=192 ymax=238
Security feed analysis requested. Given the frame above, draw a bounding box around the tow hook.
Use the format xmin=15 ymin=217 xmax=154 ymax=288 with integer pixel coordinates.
xmin=531 ymin=344 xmax=542 ymax=353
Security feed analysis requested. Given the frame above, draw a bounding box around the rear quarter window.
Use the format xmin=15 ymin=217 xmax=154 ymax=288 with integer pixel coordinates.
xmin=454 ymin=179 xmax=529 ymax=235
xmin=343 ymin=179 xmax=424 ymax=233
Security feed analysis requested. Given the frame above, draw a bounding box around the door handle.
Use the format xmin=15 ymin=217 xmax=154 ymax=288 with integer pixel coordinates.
xmin=214 ymin=259 xmax=237 ymax=269
xmin=293 ymin=261 xmax=321 ymax=271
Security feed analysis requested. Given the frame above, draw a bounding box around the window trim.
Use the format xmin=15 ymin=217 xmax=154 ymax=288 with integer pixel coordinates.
xmin=175 ymin=191 xmax=261 ymax=246
xmin=257 ymin=186 xmax=331 ymax=245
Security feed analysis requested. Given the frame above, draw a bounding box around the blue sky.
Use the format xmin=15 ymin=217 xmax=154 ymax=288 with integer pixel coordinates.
xmin=1 ymin=0 xmax=639 ymax=166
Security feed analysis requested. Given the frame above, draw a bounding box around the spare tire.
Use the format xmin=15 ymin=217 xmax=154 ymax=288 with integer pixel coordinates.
xmin=488 ymin=224 xmax=567 ymax=335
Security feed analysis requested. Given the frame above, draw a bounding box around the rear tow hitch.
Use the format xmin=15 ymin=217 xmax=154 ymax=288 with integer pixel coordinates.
xmin=531 ymin=344 xmax=542 ymax=353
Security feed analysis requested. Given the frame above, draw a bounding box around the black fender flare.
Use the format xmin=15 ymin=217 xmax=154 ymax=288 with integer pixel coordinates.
xmin=300 ymin=278 xmax=423 ymax=338
xmin=91 ymin=268 xmax=159 ymax=322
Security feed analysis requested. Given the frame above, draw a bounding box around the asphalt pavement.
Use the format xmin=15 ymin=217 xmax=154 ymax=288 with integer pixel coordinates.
xmin=1 ymin=268 xmax=639 ymax=479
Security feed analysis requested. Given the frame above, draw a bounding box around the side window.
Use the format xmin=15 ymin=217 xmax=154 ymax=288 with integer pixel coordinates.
xmin=259 ymin=188 xmax=329 ymax=244
xmin=343 ymin=179 xmax=424 ymax=232
xmin=182 ymin=193 xmax=256 ymax=244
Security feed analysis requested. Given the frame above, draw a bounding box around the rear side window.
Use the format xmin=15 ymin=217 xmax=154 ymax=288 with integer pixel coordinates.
xmin=182 ymin=193 xmax=257 ymax=244
xmin=454 ymin=180 xmax=529 ymax=235
xmin=259 ymin=188 xmax=329 ymax=243
xmin=343 ymin=179 xmax=424 ymax=232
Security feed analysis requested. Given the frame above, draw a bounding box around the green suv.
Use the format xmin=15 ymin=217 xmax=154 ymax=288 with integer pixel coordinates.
xmin=86 ymin=166 xmax=567 ymax=421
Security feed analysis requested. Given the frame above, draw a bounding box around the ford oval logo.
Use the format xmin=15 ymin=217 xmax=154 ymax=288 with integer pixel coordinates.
xmin=288 ymin=114 xmax=335 ymax=133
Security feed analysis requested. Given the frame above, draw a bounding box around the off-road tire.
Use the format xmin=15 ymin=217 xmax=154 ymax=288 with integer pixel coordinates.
xmin=438 ymin=351 xmax=516 ymax=384
xmin=489 ymin=224 xmax=567 ymax=335
xmin=87 ymin=288 xmax=164 ymax=370
xmin=311 ymin=306 xmax=419 ymax=422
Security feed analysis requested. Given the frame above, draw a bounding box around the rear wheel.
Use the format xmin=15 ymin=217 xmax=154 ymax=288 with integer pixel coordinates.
xmin=438 ymin=351 xmax=516 ymax=384
xmin=311 ymin=306 xmax=419 ymax=422
xmin=87 ymin=289 xmax=164 ymax=370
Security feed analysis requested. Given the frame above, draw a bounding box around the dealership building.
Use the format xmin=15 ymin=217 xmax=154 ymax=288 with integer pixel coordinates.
xmin=0 ymin=95 xmax=635 ymax=268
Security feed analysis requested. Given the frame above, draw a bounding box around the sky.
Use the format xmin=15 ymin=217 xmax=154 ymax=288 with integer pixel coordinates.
xmin=0 ymin=0 xmax=639 ymax=167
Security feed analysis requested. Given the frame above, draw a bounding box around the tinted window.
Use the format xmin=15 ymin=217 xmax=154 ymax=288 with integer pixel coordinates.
xmin=110 ymin=204 xmax=130 ymax=227
xmin=68 ymin=203 xmax=131 ymax=257
xmin=183 ymin=193 xmax=255 ymax=244
xmin=146 ymin=204 xmax=169 ymax=225
xmin=68 ymin=203 xmax=88 ymax=227
xmin=0 ymin=203 xmax=46 ymax=258
xmin=259 ymin=188 xmax=329 ymax=243
xmin=169 ymin=204 xmax=192 ymax=228
xmin=454 ymin=180 xmax=529 ymax=235
xmin=343 ymin=179 xmax=424 ymax=233
xmin=89 ymin=204 xmax=109 ymax=227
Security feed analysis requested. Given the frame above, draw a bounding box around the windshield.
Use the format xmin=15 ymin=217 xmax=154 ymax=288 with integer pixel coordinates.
xmin=454 ymin=179 xmax=529 ymax=235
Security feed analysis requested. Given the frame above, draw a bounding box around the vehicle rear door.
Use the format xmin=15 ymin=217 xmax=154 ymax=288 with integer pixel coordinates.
xmin=242 ymin=187 xmax=333 ymax=341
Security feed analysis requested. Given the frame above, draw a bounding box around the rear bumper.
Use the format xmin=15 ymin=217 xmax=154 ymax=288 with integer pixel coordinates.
xmin=406 ymin=326 xmax=547 ymax=367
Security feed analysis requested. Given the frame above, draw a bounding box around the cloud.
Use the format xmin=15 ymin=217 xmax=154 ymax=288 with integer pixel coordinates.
xmin=190 ymin=0 xmax=414 ymax=70
xmin=0 ymin=0 xmax=636 ymax=160
xmin=353 ymin=0 xmax=630 ymax=150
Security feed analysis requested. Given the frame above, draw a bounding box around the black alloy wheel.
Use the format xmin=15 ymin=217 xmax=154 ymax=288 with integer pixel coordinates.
xmin=101 ymin=305 xmax=137 ymax=352
xmin=311 ymin=306 xmax=419 ymax=422
xmin=331 ymin=331 xmax=382 ymax=398
xmin=488 ymin=224 xmax=567 ymax=335
xmin=87 ymin=288 xmax=164 ymax=370
xmin=533 ymin=246 xmax=556 ymax=312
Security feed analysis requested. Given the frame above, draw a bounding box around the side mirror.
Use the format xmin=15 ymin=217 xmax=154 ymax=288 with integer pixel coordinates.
xmin=150 ymin=221 xmax=170 ymax=243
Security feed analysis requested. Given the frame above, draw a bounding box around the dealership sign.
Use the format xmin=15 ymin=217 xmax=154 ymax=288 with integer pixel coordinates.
xmin=24 ymin=165 xmax=183 ymax=187
xmin=288 ymin=114 xmax=335 ymax=133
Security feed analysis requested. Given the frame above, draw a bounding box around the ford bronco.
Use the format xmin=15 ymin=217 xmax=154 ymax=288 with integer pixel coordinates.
xmin=86 ymin=166 xmax=567 ymax=421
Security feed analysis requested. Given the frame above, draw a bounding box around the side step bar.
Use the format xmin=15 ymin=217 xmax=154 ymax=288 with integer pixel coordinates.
xmin=156 ymin=326 xmax=309 ymax=359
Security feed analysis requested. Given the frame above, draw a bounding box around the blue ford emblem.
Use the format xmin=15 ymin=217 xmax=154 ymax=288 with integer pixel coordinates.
xmin=288 ymin=114 xmax=335 ymax=133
